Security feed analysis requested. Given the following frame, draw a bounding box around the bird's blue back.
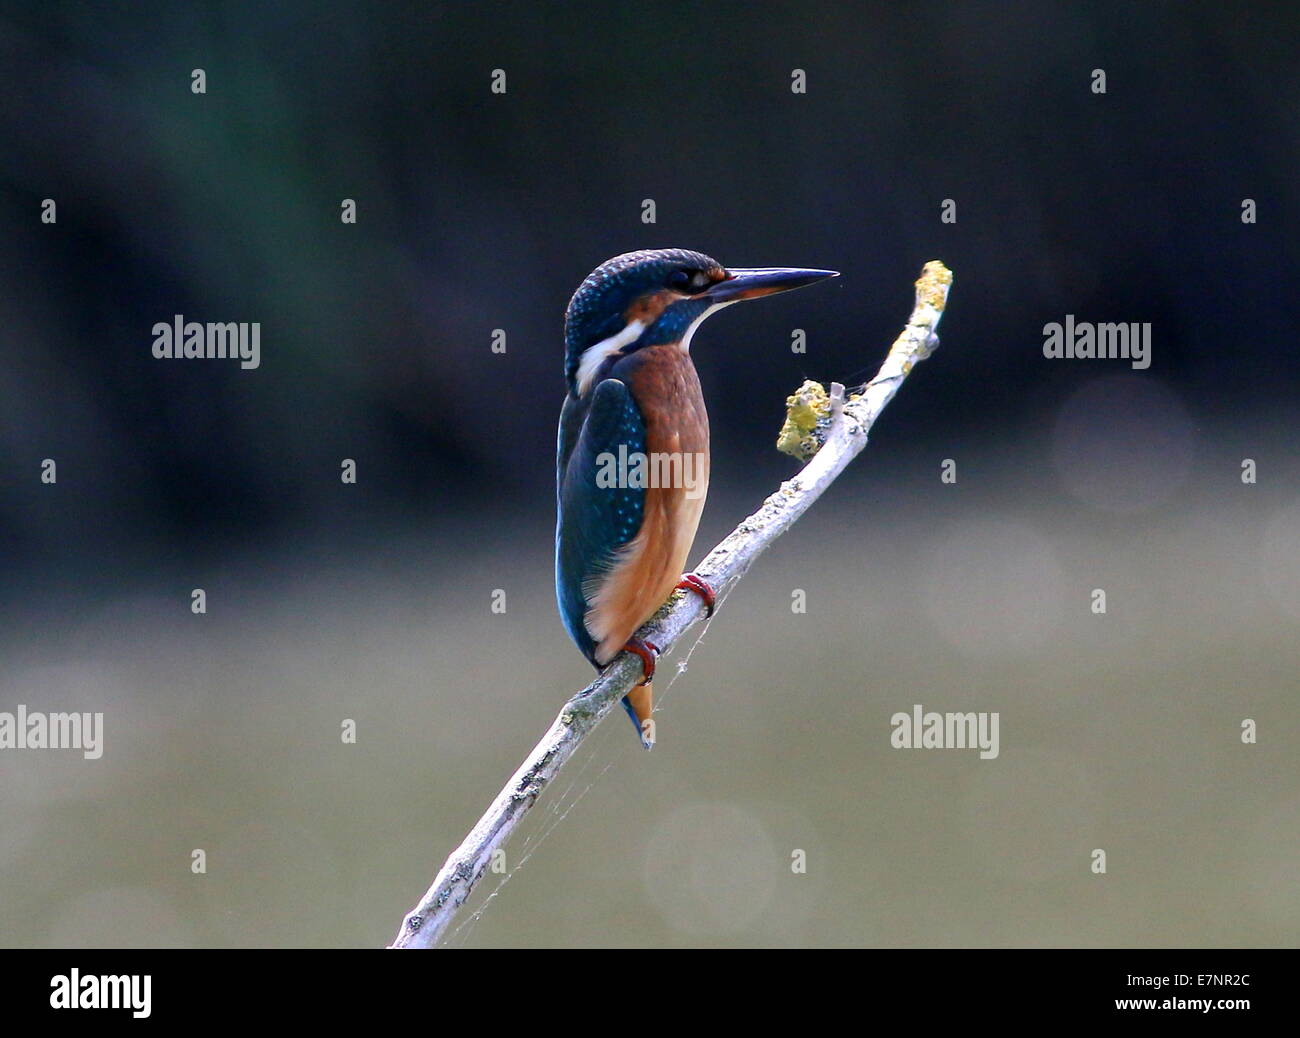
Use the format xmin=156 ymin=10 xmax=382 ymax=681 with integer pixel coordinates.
xmin=555 ymin=376 xmax=647 ymax=664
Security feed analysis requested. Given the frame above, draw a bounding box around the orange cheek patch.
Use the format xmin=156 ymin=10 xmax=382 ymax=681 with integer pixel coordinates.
xmin=624 ymin=289 xmax=679 ymax=325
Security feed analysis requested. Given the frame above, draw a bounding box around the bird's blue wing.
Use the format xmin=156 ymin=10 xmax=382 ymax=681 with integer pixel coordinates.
xmin=555 ymin=378 xmax=646 ymax=663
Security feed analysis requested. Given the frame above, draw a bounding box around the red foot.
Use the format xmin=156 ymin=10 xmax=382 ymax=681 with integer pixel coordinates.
xmin=622 ymin=637 xmax=659 ymax=685
xmin=675 ymin=573 xmax=716 ymax=617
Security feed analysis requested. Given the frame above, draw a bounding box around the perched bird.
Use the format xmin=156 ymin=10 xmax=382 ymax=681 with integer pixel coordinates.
xmin=555 ymin=248 xmax=838 ymax=747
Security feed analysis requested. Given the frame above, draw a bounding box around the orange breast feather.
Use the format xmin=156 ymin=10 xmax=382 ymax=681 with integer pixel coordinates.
xmin=586 ymin=346 xmax=710 ymax=664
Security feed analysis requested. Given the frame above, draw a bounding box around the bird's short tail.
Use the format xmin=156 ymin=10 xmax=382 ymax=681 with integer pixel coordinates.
xmin=621 ymin=684 xmax=654 ymax=750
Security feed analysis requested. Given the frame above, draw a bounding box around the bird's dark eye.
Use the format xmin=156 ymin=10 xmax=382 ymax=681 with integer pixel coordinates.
xmin=669 ymin=268 xmax=709 ymax=293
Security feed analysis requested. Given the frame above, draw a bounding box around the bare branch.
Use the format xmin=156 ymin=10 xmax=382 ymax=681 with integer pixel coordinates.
xmin=389 ymin=260 xmax=954 ymax=948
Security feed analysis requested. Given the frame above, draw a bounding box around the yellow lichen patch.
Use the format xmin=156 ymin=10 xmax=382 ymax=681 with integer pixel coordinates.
xmin=777 ymin=380 xmax=831 ymax=461
xmin=916 ymin=260 xmax=953 ymax=311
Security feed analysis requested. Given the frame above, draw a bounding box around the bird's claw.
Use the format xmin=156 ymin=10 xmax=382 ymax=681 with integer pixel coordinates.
xmin=675 ymin=573 xmax=716 ymax=617
xmin=622 ymin=637 xmax=659 ymax=685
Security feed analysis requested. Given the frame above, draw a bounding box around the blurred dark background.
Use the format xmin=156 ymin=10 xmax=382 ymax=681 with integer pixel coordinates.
xmin=0 ymin=1 xmax=1297 ymax=947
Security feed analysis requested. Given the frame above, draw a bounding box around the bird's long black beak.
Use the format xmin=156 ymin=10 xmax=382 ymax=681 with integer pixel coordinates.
xmin=706 ymin=266 xmax=839 ymax=303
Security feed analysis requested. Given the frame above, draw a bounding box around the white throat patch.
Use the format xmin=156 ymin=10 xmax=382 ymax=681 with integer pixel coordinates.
xmin=678 ymin=301 xmax=736 ymax=353
xmin=574 ymin=302 xmax=736 ymax=394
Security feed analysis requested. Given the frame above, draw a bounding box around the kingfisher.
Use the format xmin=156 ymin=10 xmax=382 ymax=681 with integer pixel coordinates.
xmin=555 ymin=248 xmax=838 ymax=748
